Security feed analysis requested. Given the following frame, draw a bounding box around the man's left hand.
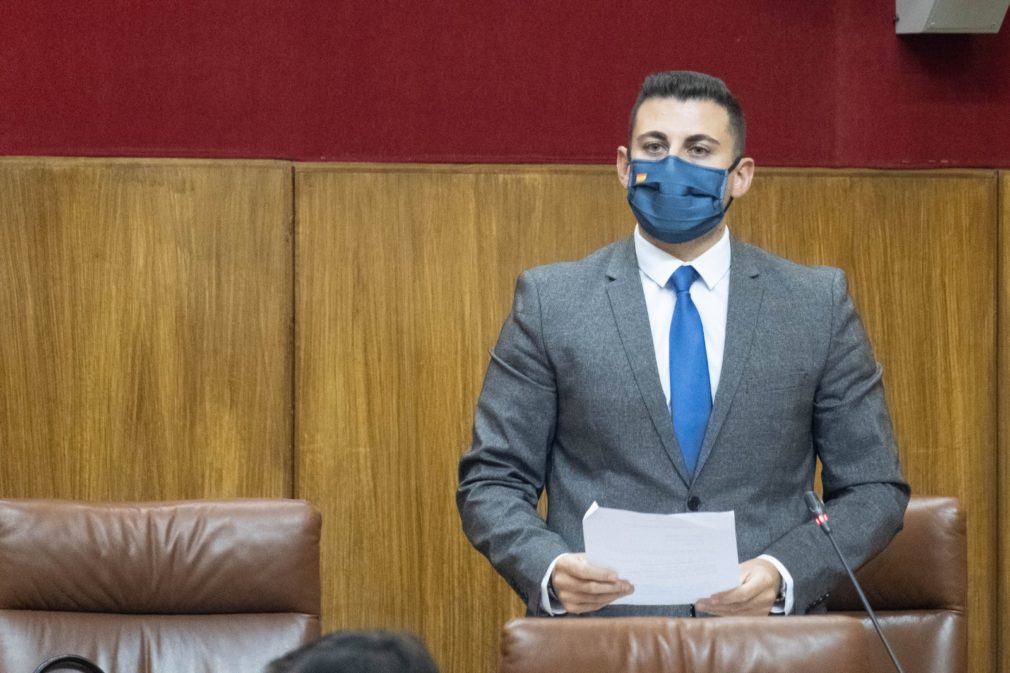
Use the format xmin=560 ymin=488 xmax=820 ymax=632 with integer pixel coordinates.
xmin=694 ymin=557 xmax=780 ymax=616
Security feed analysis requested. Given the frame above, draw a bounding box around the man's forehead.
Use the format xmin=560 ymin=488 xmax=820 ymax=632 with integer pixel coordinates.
xmin=632 ymin=96 xmax=731 ymax=140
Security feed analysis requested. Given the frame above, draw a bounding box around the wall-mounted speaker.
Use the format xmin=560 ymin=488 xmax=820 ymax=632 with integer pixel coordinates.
xmin=896 ymin=0 xmax=1010 ymax=33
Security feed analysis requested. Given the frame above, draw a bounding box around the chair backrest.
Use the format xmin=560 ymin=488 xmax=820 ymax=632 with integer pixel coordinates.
xmin=0 ymin=499 xmax=322 ymax=673
xmin=498 ymin=495 xmax=966 ymax=673
xmin=827 ymin=495 xmax=965 ymax=611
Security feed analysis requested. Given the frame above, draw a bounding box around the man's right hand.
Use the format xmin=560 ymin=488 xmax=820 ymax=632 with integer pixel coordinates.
xmin=551 ymin=553 xmax=634 ymax=614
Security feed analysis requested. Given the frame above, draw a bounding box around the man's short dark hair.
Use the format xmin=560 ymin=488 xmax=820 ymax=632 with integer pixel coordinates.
xmin=265 ymin=630 xmax=440 ymax=673
xmin=628 ymin=70 xmax=746 ymax=157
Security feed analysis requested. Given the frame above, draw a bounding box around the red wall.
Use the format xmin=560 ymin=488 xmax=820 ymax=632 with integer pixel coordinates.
xmin=3 ymin=1 xmax=1009 ymax=167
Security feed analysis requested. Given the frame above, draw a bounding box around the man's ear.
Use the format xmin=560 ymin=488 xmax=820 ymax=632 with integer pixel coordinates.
xmin=616 ymin=146 xmax=631 ymax=188
xmin=731 ymin=156 xmax=755 ymax=198
xmin=728 ymin=157 xmax=755 ymax=198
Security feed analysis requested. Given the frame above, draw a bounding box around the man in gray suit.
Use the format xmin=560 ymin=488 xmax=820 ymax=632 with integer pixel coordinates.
xmin=457 ymin=71 xmax=908 ymax=618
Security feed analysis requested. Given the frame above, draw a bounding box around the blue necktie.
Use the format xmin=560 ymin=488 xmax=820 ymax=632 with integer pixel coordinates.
xmin=668 ymin=266 xmax=711 ymax=475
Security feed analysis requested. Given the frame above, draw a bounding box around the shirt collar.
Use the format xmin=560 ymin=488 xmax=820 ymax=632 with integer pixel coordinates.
xmin=634 ymin=225 xmax=732 ymax=291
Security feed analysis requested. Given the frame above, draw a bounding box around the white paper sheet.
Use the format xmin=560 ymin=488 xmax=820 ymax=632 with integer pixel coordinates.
xmin=582 ymin=501 xmax=740 ymax=605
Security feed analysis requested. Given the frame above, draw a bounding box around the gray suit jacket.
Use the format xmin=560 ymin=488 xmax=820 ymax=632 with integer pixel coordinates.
xmin=457 ymin=235 xmax=909 ymax=616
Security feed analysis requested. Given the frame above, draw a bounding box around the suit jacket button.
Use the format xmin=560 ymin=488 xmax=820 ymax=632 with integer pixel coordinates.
xmin=687 ymin=496 xmax=701 ymax=511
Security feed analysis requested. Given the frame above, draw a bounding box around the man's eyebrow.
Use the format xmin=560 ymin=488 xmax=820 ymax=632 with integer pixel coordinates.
xmin=635 ymin=130 xmax=669 ymax=144
xmin=684 ymin=133 xmax=721 ymax=146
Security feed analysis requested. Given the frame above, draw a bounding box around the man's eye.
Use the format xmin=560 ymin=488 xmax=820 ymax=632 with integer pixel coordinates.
xmin=689 ymin=145 xmax=712 ymax=157
xmin=643 ymin=143 xmax=666 ymax=155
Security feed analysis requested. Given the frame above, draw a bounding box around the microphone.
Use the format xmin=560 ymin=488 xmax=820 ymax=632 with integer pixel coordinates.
xmin=804 ymin=491 xmax=907 ymax=673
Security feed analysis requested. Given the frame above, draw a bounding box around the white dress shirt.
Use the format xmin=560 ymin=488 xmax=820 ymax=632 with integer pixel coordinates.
xmin=634 ymin=225 xmax=730 ymax=404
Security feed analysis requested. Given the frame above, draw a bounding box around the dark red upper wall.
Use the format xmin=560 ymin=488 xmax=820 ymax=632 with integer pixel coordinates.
xmin=3 ymin=1 xmax=1008 ymax=167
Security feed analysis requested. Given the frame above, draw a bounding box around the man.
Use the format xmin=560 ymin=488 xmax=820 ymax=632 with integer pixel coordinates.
xmin=456 ymin=71 xmax=908 ymax=617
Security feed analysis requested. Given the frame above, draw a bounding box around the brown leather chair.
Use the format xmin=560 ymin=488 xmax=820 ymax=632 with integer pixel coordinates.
xmin=0 ymin=499 xmax=322 ymax=673
xmin=499 ymin=496 xmax=965 ymax=673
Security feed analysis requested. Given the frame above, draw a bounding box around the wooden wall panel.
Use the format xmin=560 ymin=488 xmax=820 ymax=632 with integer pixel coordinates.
xmin=0 ymin=157 xmax=293 ymax=501
xmin=733 ymin=169 xmax=998 ymax=673
xmin=295 ymin=164 xmax=630 ymax=673
xmin=297 ymin=164 xmax=1000 ymax=673
xmin=298 ymin=164 xmax=998 ymax=673
xmin=1 ymin=159 xmax=997 ymax=671
xmin=1001 ymin=171 xmax=1009 ymax=673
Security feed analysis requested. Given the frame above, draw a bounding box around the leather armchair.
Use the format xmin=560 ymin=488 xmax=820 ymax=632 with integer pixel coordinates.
xmin=0 ymin=499 xmax=322 ymax=673
xmin=499 ymin=496 xmax=965 ymax=673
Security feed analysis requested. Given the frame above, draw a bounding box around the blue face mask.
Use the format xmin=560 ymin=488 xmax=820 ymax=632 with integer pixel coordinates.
xmin=626 ymin=155 xmax=737 ymax=244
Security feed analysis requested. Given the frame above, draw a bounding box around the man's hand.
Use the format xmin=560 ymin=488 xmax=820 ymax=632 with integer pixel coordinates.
xmin=694 ymin=557 xmax=781 ymax=616
xmin=551 ymin=553 xmax=634 ymax=614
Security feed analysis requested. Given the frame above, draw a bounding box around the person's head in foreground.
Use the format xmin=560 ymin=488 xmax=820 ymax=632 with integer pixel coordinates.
xmin=265 ymin=630 xmax=440 ymax=673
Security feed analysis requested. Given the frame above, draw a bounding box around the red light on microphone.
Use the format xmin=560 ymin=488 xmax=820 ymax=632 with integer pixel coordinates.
xmin=815 ymin=513 xmax=829 ymax=527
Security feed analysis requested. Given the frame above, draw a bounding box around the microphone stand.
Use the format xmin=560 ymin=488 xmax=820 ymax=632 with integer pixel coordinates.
xmin=804 ymin=491 xmax=907 ymax=673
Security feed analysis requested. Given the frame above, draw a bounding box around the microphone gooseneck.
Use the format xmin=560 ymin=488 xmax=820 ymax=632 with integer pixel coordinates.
xmin=803 ymin=491 xmax=907 ymax=673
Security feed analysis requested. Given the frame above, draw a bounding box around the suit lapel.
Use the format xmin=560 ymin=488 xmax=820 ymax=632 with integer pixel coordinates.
xmin=605 ymin=239 xmax=692 ymax=485
xmin=694 ymin=239 xmax=764 ymax=476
